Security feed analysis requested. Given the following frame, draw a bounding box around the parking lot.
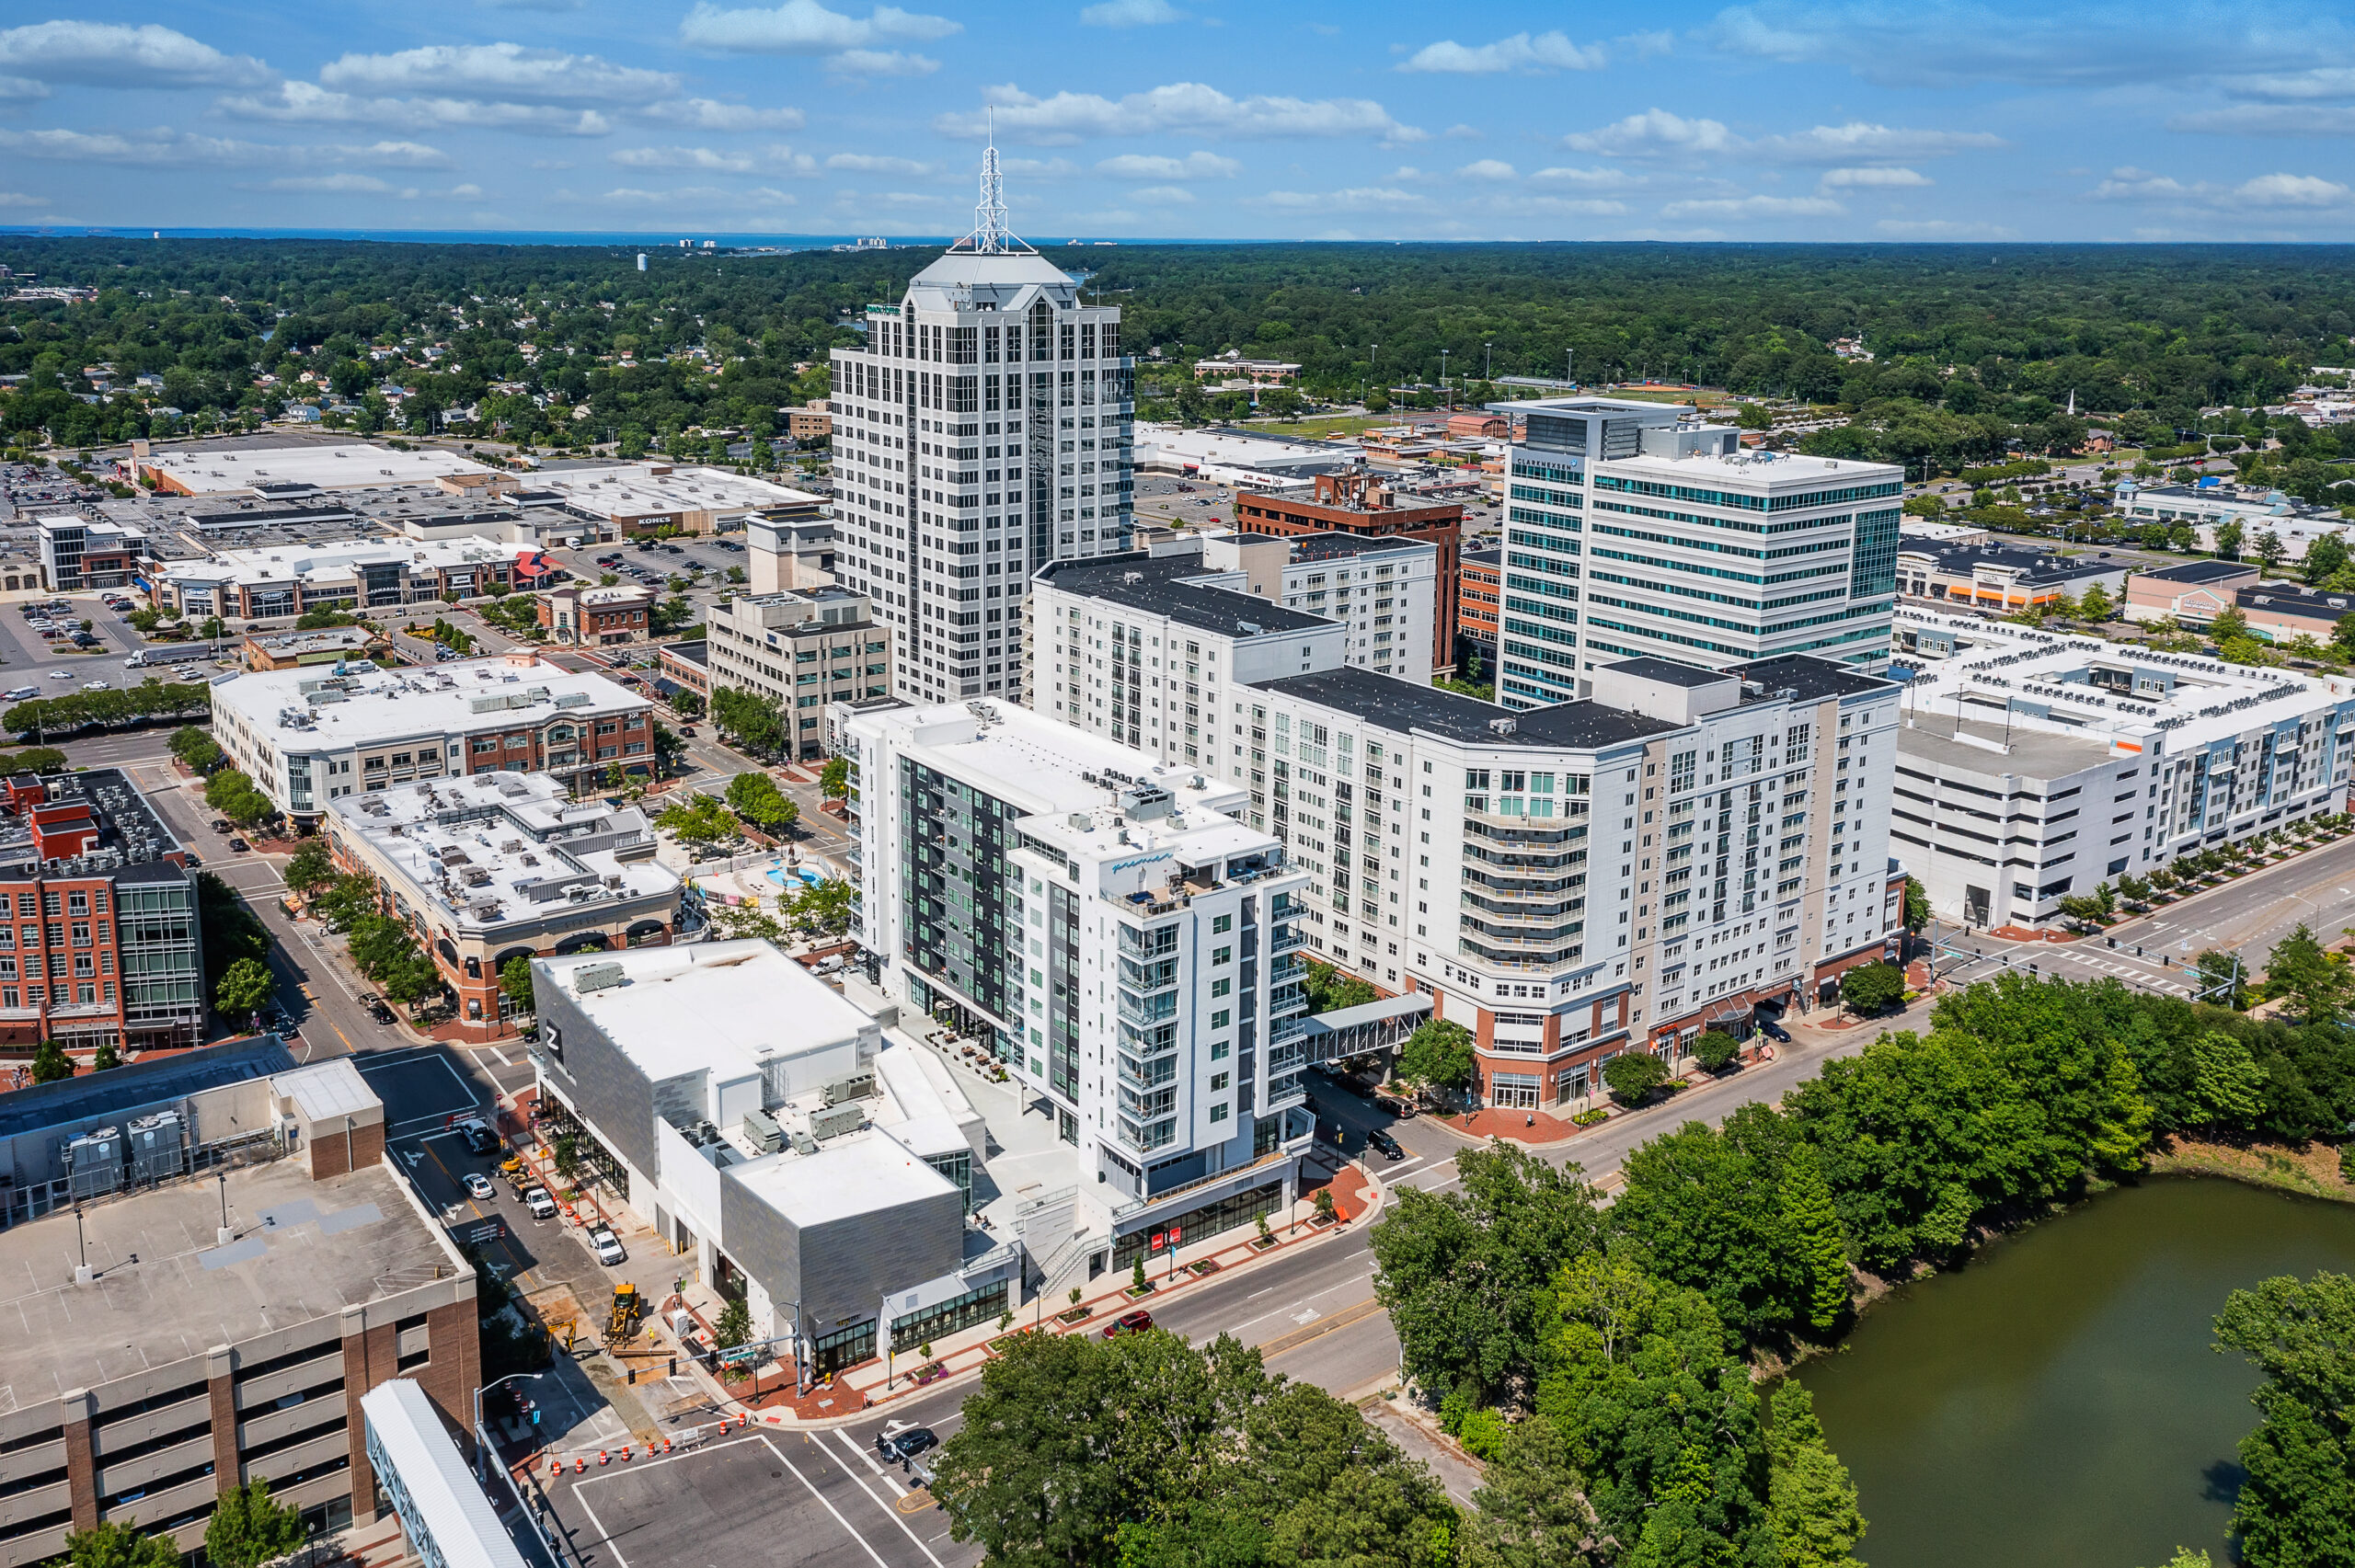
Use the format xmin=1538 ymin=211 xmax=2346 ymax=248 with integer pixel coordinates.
xmin=534 ymin=1425 xmax=973 ymax=1568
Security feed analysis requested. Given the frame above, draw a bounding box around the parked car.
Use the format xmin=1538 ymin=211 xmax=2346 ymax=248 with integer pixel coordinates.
xmin=524 ymin=1187 xmax=558 ymax=1219
xmin=1102 ymin=1309 xmax=1155 ymax=1338
xmin=464 ymin=1172 xmax=496 ymax=1200
xmin=2 ymin=687 xmax=37 ymax=701
xmin=1373 ymin=1093 xmax=1419 ymax=1119
xmin=587 ymin=1226 xmax=626 ymax=1265
xmin=82 ymin=680 xmax=109 ymax=692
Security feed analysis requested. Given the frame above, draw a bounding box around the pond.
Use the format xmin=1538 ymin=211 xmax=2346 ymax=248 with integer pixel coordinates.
xmin=1795 ymin=1176 xmax=2355 ymax=1568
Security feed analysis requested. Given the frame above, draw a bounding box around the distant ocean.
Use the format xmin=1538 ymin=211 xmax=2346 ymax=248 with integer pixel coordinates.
xmin=0 ymin=226 xmax=1218 ymax=249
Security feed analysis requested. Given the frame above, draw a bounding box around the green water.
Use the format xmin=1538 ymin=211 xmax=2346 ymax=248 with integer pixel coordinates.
xmin=1795 ymin=1177 xmax=2355 ymax=1568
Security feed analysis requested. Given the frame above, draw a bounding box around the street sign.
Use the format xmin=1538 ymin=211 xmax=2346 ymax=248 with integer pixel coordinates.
xmin=718 ymin=1344 xmax=763 ymax=1368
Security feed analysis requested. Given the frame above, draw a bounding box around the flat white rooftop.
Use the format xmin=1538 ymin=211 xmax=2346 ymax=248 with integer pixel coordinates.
xmin=143 ymin=443 xmax=493 ymax=497
xmin=865 ymin=699 xmax=1250 ymax=823
xmin=213 ymin=654 xmax=643 ymax=750
xmin=1601 ymin=446 xmax=1901 ymax=487
xmin=331 ymin=773 xmax=677 ymax=933
xmin=534 ymin=463 xmax=821 ymax=519
xmin=726 ymin=1131 xmax=959 ymax=1230
xmin=159 ymin=534 xmax=516 ymax=589
xmin=540 ymin=940 xmax=879 ymax=1089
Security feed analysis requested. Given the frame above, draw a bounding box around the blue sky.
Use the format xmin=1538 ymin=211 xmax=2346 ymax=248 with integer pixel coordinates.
xmin=4 ymin=0 xmax=2355 ymax=240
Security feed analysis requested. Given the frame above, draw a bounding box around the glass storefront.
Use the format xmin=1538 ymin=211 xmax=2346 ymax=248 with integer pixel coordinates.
xmin=810 ymin=1317 xmax=876 ymax=1378
xmin=890 ymin=1279 xmax=1009 ymax=1353
xmin=1112 ymin=1178 xmax=1283 ymax=1271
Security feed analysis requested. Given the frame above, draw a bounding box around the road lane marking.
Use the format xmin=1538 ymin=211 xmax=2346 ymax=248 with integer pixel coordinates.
xmin=1257 ymin=1296 xmax=1388 ymax=1359
xmin=765 ymin=1438 xmax=894 ymax=1568
xmin=831 ymin=1428 xmax=908 ymax=1497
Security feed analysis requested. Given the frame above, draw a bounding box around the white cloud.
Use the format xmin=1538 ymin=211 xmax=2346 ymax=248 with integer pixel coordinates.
xmin=614 ymin=145 xmax=756 ymax=172
xmin=1441 ymin=123 xmax=1482 ymax=140
xmin=940 ymin=82 xmax=1419 ymax=145
xmin=1750 ymin=121 xmax=2006 ymax=163
xmin=1131 ymin=184 xmax=1195 ymax=203
xmin=1003 ymin=155 xmax=1077 ymax=177
xmin=1397 ymin=30 xmax=1603 ymax=74
xmin=0 ymin=20 xmax=270 ymax=88
xmin=1564 ymin=109 xmax=1734 ymax=157
xmin=678 ymin=0 xmax=960 ymax=54
xmin=0 ymin=75 xmax=46 ymax=102
xmin=1532 ymin=165 xmax=1637 ymax=189
xmin=217 ymin=82 xmax=613 ymax=135
xmin=1095 ymin=150 xmax=1239 ymax=178
xmin=1617 ymin=29 xmax=1676 ymax=58
xmin=1081 ymin=0 xmax=1184 ymax=26
xmin=1819 ymin=166 xmax=1932 ymax=189
xmin=1254 ymin=186 xmax=1429 ymax=211
xmin=1456 ymin=158 xmax=1518 ymax=181
xmin=641 ymin=98 xmax=805 ymax=131
xmin=826 ymin=152 xmax=937 ymax=174
xmin=1876 ymin=218 xmax=2017 ymax=236
xmin=268 ymin=173 xmax=395 ymax=193
xmin=2221 ymin=66 xmax=2355 ymax=101
xmin=318 ymin=42 xmax=677 ymax=105
xmin=2089 ymin=166 xmax=2195 ymax=200
xmin=1660 ymin=193 xmax=1844 ymax=217
xmin=597 ymin=184 xmax=798 ymax=205
xmin=479 ymin=0 xmax=586 ymax=9
xmin=0 ymin=191 xmax=44 ymax=207
xmin=1524 ymin=196 xmax=1631 ymax=216
xmin=331 ymin=140 xmax=454 ymax=168
xmin=1705 ymin=0 xmax=2323 ymax=89
xmin=829 ymin=50 xmax=939 ymax=75
xmin=2234 ymin=172 xmax=2354 ymax=207
xmin=0 ymin=126 xmax=293 ymax=166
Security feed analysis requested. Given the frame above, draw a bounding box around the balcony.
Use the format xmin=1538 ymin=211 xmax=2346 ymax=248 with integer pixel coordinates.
xmin=1269 ymin=923 xmax=1308 ymax=956
xmin=1269 ymin=981 xmax=1307 ymax=1019
xmin=1117 ymin=988 xmax=1178 ymax=1027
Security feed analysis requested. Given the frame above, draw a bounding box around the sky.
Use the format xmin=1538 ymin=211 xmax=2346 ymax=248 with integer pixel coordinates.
xmin=5 ymin=0 xmax=2355 ymax=242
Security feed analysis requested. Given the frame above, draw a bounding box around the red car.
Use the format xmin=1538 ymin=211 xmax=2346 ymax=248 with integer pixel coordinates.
xmin=1102 ymin=1309 xmax=1154 ymax=1338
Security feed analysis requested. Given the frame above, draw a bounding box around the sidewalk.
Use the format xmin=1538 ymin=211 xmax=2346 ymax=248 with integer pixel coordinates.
xmin=505 ymin=1148 xmax=1388 ymax=1456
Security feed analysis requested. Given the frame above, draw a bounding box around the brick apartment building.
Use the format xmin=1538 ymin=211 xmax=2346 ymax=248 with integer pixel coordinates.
xmin=0 ymin=770 xmax=205 ymax=1055
xmin=1233 ymin=471 xmax=1465 ymax=676
xmin=537 ymin=583 xmax=655 ymax=646
xmin=1458 ymin=546 xmax=1501 ymax=671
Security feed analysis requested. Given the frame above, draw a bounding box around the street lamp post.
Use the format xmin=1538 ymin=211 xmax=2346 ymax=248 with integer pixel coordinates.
xmin=473 ymin=1372 xmax=546 ymax=1483
xmin=1440 ymin=349 xmax=1451 ymax=411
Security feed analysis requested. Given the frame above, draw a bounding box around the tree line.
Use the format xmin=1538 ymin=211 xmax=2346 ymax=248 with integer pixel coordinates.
xmin=3 ymin=681 xmax=210 ymax=741
xmin=1361 ymin=962 xmax=2355 ymax=1566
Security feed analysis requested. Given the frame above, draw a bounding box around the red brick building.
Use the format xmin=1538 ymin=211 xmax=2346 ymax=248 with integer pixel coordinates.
xmin=1234 ymin=472 xmax=1464 ymax=675
xmin=0 ymin=770 xmax=205 ymax=1055
xmin=538 ymin=583 xmax=655 ymax=646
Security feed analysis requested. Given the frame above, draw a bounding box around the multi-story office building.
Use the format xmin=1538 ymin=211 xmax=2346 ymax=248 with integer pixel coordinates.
xmin=534 ymin=462 xmax=826 ymax=540
xmin=150 ymin=537 xmax=521 ymax=623
xmin=1192 ymin=530 xmax=1440 ymax=683
xmin=35 ymin=515 xmax=146 ymax=591
xmin=1891 ymin=609 xmax=2355 ymax=926
xmin=325 ymin=772 xmax=683 ymax=1036
xmin=537 ymin=583 xmax=653 ymax=646
xmin=530 ymin=942 xmax=1011 ymax=1380
xmin=1458 ymin=546 xmax=1502 ymax=670
xmin=210 ymin=653 xmax=656 ymax=826
xmin=1492 ymin=396 xmax=1901 ymax=707
xmin=842 ymin=698 xmax=1317 ymax=1274
xmin=1240 ymin=655 xmax=1905 ymax=1106
xmin=828 ymin=146 xmax=1132 ymax=706
xmin=703 ymin=589 xmax=891 ymax=759
xmin=0 ymin=1045 xmax=477 ymax=1565
xmin=1028 ymin=548 xmax=1342 ymax=769
xmin=0 ymin=769 xmax=204 ymax=1054
xmin=1230 ymin=472 xmax=1464 ymax=676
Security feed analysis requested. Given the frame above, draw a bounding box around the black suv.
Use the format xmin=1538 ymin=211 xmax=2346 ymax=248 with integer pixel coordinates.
xmin=1367 ymin=1128 xmax=1406 ymax=1161
xmin=877 ymin=1426 xmax=938 ymax=1464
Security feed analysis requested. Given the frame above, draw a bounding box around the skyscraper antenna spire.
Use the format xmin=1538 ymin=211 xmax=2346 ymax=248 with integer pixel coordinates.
xmin=957 ymin=106 xmax=1031 ymax=255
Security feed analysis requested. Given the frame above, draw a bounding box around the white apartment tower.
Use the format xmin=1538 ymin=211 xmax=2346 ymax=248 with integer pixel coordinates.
xmin=1493 ymin=396 xmax=1902 ymax=709
xmin=828 ymin=143 xmax=1133 ymax=706
xmin=842 ymin=699 xmax=1316 ymax=1279
xmin=1240 ymin=656 xmax=1907 ymax=1109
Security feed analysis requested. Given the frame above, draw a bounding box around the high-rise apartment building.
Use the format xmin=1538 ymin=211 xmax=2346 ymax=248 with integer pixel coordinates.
xmin=828 ymin=146 xmax=1132 ymax=706
xmin=1230 ymin=473 xmax=1463 ymax=676
xmin=841 ymin=698 xmax=1317 ymax=1274
xmin=1492 ymin=397 xmax=1902 ymax=708
xmin=1237 ymin=656 xmax=1905 ymax=1108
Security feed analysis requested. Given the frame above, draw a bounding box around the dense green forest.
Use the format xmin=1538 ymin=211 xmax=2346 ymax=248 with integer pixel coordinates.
xmin=3 ymin=238 xmax=2352 ymax=471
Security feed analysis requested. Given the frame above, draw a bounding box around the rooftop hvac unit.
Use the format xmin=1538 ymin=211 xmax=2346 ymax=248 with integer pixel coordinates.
xmin=822 ymin=1071 xmax=877 ymax=1106
xmin=810 ymin=1103 xmax=867 ymax=1141
xmin=742 ymin=1107 xmax=784 ymax=1153
xmin=571 ymin=960 xmax=626 ymax=994
xmin=788 ymin=1130 xmax=819 ymax=1156
xmin=66 ymin=1126 xmax=123 ymax=1200
xmin=127 ymin=1110 xmax=185 ymax=1183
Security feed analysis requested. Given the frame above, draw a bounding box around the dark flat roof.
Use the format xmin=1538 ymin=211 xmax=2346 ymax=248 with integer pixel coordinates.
xmin=0 ymin=1037 xmax=293 ymax=1142
xmin=2237 ymin=584 xmax=2355 ymax=613
xmin=1601 ymin=656 xmax=1730 ymax=689
xmin=2140 ymin=558 xmax=2260 ymax=584
xmin=1463 ymin=547 xmax=1503 ymax=567
xmin=1038 ymin=552 xmax=1332 ymax=637
xmin=1250 ymin=667 xmax=1675 ymax=750
xmin=1733 ymin=654 xmax=1897 ymax=704
xmin=1285 ymin=531 xmax=1435 ymax=562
